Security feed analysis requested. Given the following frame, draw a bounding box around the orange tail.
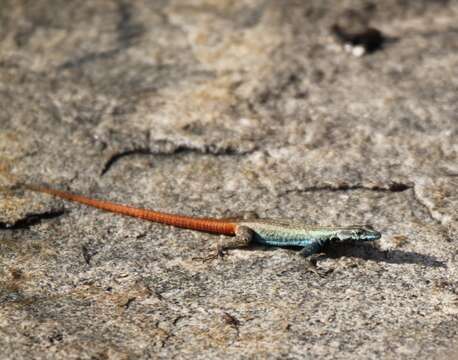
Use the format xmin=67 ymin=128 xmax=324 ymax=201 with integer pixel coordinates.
xmin=23 ymin=184 xmax=237 ymax=235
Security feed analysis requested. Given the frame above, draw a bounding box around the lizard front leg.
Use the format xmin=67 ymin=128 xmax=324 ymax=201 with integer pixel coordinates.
xmin=298 ymin=241 xmax=330 ymax=277
xmin=298 ymin=241 xmax=322 ymax=257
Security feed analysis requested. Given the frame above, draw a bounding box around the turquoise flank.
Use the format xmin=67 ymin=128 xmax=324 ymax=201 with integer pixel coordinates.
xmin=240 ymin=220 xmax=381 ymax=247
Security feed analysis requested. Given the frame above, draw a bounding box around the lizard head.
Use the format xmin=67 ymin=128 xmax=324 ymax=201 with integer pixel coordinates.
xmin=334 ymin=225 xmax=381 ymax=242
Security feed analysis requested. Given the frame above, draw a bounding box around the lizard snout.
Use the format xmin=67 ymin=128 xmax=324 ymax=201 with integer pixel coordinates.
xmin=360 ymin=227 xmax=381 ymax=241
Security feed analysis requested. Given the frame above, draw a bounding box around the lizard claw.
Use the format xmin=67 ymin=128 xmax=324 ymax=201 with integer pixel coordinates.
xmin=305 ymin=264 xmax=333 ymax=277
xmin=193 ymin=247 xmax=226 ymax=263
xmin=302 ymin=254 xmax=333 ymax=277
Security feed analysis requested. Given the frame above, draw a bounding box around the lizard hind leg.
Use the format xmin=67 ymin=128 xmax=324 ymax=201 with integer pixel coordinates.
xmin=199 ymin=225 xmax=254 ymax=262
xmin=298 ymin=241 xmax=331 ymax=277
xmin=216 ymin=225 xmax=254 ymax=257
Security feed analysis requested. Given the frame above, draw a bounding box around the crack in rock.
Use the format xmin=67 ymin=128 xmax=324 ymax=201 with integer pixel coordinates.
xmin=116 ymin=1 xmax=145 ymax=47
xmin=283 ymin=182 xmax=413 ymax=195
xmin=285 ymin=181 xmax=450 ymax=229
xmin=101 ymin=143 xmax=256 ymax=175
xmin=0 ymin=210 xmax=64 ymax=230
xmin=58 ymin=48 xmax=121 ymax=70
xmin=101 ymin=148 xmax=152 ymax=175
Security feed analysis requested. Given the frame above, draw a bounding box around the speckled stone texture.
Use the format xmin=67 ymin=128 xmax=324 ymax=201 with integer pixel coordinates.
xmin=0 ymin=1 xmax=457 ymax=359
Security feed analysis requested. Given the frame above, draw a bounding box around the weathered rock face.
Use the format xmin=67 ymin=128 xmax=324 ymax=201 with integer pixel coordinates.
xmin=0 ymin=1 xmax=457 ymax=359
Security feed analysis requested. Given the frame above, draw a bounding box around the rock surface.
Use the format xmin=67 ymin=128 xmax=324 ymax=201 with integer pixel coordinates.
xmin=0 ymin=1 xmax=457 ymax=359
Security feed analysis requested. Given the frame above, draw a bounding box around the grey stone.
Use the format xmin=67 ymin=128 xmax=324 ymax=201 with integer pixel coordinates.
xmin=0 ymin=1 xmax=457 ymax=359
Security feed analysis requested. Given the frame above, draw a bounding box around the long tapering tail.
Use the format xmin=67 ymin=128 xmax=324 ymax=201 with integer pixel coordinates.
xmin=23 ymin=184 xmax=237 ymax=235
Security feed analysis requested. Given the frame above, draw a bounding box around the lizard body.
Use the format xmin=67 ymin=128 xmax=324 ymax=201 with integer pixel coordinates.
xmin=23 ymin=184 xmax=381 ymax=257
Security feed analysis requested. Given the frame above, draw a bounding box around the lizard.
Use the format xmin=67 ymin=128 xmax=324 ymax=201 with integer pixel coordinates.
xmin=20 ymin=183 xmax=381 ymax=261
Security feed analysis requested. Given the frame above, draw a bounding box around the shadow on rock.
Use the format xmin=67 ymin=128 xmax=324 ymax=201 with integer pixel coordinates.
xmin=322 ymin=242 xmax=446 ymax=268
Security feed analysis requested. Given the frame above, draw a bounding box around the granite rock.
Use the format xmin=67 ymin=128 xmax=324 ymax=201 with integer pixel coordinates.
xmin=0 ymin=1 xmax=457 ymax=359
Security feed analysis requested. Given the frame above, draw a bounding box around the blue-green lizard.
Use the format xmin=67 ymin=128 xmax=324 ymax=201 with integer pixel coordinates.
xmin=23 ymin=184 xmax=381 ymax=259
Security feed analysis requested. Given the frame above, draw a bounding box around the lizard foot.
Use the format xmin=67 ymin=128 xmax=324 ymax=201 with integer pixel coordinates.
xmin=304 ymin=261 xmax=333 ymax=277
xmin=302 ymin=253 xmax=333 ymax=277
xmin=193 ymin=246 xmax=226 ymax=263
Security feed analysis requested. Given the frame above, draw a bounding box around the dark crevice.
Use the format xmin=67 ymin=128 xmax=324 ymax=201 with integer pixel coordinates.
xmin=81 ymin=244 xmax=98 ymax=266
xmin=100 ymin=143 xmax=256 ymax=175
xmin=0 ymin=210 xmax=64 ymax=230
xmin=123 ymin=297 xmax=136 ymax=309
xmin=47 ymin=332 xmax=64 ymax=344
xmin=58 ymin=48 xmax=121 ymax=70
xmin=331 ymin=24 xmax=389 ymax=54
xmin=331 ymin=8 xmax=395 ymax=55
xmin=283 ymin=182 xmax=413 ymax=195
xmin=285 ymin=182 xmax=447 ymax=228
xmin=101 ymin=148 xmax=152 ymax=175
xmin=116 ymin=1 xmax=145 ymax=47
